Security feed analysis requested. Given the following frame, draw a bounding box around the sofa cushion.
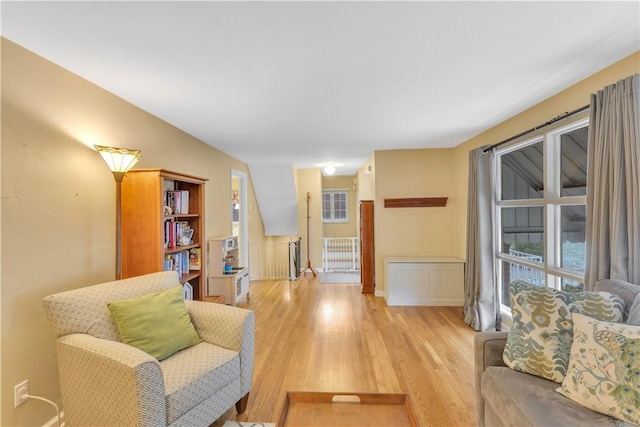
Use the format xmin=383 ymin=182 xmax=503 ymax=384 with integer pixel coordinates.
xmin=595 ymin=279 xmax=640 ymax=322
xmin=161 ymin=342 xmax=241 ymax=424
xmin=627 ymin=294 xmax=640 ymax=326
xmin=503 ymin=281 xmax=624 ymax=383
xmin=482 ymin=366 xmax=619 ymax=426
xmin=108 ymin=285 xmax=202 ymax=360
xmin=557 ymin=313 xmax=640 ymax=425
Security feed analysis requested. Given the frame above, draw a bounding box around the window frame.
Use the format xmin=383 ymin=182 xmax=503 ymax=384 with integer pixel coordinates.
xmin=494 ymin=117 xmax=588 ymax=313
xmin=322 ymin=189 xmax=349 ymax=223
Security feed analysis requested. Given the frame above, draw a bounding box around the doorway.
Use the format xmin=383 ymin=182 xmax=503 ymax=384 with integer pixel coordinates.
xmin=231 ymin=169 xmax=249 ymax=270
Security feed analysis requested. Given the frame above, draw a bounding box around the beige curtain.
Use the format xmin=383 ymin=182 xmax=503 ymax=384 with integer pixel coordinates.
xmin=464 ymin=146 xmax=500 ymax=331
xmin=585 ymin=74 xmax=640 ymax=290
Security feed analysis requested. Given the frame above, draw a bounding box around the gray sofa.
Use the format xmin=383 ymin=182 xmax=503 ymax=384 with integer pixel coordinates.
xmin=474 ymin=279 xmax=640 ymax=427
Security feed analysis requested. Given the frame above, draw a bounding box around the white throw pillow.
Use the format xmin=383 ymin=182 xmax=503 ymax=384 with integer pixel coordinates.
xmin=556 ymin=313 xmax=640 ymax=425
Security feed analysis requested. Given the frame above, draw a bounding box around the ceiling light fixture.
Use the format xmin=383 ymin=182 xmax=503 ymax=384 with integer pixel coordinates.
xmin=323 ymin=166 xmax=336 ymax=176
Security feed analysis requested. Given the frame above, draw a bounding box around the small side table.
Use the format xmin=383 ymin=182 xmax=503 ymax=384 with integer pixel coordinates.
xmin=204 ymin=295 xmax=225 ymax=304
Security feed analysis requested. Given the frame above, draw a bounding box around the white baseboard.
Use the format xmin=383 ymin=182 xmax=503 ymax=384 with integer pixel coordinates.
xmin=43 ymin=411 xmax=64 ymax=427
xmin=384 ymin=297 xmax=464 ymax=306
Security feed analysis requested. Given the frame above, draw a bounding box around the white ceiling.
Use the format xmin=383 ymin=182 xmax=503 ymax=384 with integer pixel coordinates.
xmin=2 ymin=1 xmax=639 ymax=176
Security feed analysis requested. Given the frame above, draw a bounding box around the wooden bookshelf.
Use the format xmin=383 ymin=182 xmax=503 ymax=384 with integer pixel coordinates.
xmin=121 ymin=169 xmax=207 ymax=300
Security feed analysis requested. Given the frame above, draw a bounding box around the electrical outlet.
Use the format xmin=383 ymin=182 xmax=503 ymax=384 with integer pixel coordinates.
xmin=14 ymin=380 xmax=28 ymax=407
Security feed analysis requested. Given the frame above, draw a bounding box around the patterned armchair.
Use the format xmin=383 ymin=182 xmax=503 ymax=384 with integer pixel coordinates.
xmin=42 ymin=271 xmax=254 ymax=427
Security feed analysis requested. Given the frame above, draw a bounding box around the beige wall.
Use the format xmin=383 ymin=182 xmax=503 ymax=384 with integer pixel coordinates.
xmin=1 ymin=38 xmax=266 ymax=426
xmin=321 ymin=175 xmax=357 ymax=238
xmin=452 ymin=51 xmax=640 ymax=261
xmin=373 ymin=149 xmax=456 ymax=293
xmin=357 ymin=153 xmax=376 ymax=203
xmin=296 ymin=169 xmax=323 ymax=271
xmin=247 ymin=185 xmax=268 ymax=279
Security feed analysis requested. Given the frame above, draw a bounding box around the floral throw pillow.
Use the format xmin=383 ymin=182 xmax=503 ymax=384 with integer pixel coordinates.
xmin=556 ymin=313 xmax=640 ymax=425
xmin=503 ymin=281 xmax=624 ymax=383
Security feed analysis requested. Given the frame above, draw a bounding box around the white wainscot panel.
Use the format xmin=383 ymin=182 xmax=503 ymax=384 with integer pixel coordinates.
xmin=384 ymin=257 xmax=465 ymax=306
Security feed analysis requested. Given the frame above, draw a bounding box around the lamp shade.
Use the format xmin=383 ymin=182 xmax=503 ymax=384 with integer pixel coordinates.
xmin=94 ymin=145 xmax=141 ymax=174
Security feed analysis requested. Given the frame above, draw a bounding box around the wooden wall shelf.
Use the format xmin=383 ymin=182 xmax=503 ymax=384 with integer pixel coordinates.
xmin=384 ymin=197 xmax=448 ymax=208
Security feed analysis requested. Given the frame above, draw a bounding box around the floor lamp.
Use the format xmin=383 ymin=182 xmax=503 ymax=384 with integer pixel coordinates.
xmin=302 ymin=192 xmax=317 ymax=276
xmin=95 ymin=145 xmax=142 ymax=280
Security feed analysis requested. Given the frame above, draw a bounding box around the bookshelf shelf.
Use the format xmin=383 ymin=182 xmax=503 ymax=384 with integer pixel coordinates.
xmin=165 ymin=214 xmax=200 ymax=219
xmin=181 ymin=270 xmax=201 ymax=283
xmin=121 ymin=169 xmax=208 ymax=301
xmin=165 ymin=243 xmax=200 ymax=254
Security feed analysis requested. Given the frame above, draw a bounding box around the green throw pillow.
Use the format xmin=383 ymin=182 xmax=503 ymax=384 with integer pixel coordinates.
xmin=503 ymin=281 xmax=624 ymax=383
xmin=108 ymin=285 xmax=201 ymax=360
xmin=557 ymin=313 xmax=640 ymax=425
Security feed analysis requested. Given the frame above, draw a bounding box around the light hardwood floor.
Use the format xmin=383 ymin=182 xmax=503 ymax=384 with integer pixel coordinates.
xmin=216 ymin=274 xmax=478 ymax=426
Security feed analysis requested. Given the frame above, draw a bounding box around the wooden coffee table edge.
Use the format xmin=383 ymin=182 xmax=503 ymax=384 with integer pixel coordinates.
xmin=276 ymin=391 xmax=418 ymax=427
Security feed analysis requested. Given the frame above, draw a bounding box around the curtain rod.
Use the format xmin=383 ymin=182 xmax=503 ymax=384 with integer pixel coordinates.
xmin=482 ymin=104 xmax=589 ymax=153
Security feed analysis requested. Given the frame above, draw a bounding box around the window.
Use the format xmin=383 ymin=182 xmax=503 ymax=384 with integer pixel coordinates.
xmin=322 ymin=190 xmax=348 ymax=223
xmin=496 ymin=119 xmax=588 ymax=309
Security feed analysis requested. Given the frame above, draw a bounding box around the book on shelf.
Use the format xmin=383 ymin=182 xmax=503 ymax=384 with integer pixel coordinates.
xmin=182 ymin=250 xmax=189 ymax=273
xmin=165 ymin=220 xmax=175 ymax=248
xmin=189 ymin=248 xmax=201 ymax=270
xmin=175 ymin=221 xmax=189 ymax=245
xmin=165 ymin=220 xmax=194 ymax=248
xmin=166 ymin=191 xmax=178 ymax=215
xmin=166 ymin=190 xmax=190 ymax=215
xmin=164 ymin=250 xmax=190 ymax=278
xmin=179 ymin=190 xmax=189 ymax=214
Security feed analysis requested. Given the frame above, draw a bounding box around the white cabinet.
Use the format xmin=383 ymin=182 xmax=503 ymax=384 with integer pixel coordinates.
xmin=206 ymin=236 xmax=249 ymax=306
xmin=207 ymin=236 xmax=239 ymax=275
xmin=207 ymin=267 xmax=250 ymax=306
xmin=237 ymin=269 xmax=250 ymax=300
xmin=384 ymin=257 xmax=465 ymax=306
